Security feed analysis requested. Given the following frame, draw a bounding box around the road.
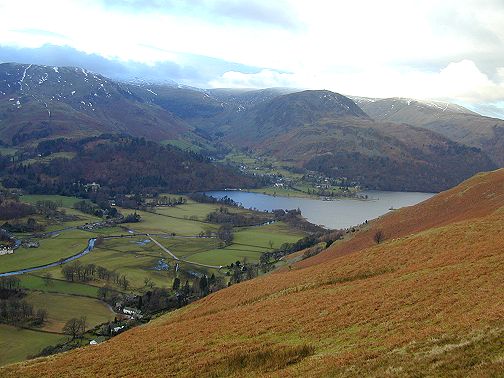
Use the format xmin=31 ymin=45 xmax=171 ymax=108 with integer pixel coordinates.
xmin=147 ymin=234 xmax=223 ymax=270
xmin=0 ymin=231 xmax=222 ymax=277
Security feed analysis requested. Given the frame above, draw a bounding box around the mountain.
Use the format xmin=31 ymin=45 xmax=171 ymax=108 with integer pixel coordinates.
xmin=215 ymin=90 xmax=496 ymax=191
xmin=0 ymin=63 xmax=497 ymax=192
xmin=0 ymin=63 xmax=193 ymax=145
xmin=126 ymin=86 xmax=300 ymax=131
xmin=352 ymin=96 xmax=504 ymax=166
xmin=207 ymin=87 xmax=299 ymax=108
xmin=4 ymin=169 xmax=504 ymax=377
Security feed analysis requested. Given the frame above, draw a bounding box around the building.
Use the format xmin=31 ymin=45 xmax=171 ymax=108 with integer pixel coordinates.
xmin=123 ymin=307 xmax=141 ymax=317
xmin=0 ymin=247 xmax=14 ymax=256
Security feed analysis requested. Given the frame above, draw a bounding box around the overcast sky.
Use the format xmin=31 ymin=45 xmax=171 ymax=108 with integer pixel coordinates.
xmin=1 ymin=0 xmax=504 ymax=117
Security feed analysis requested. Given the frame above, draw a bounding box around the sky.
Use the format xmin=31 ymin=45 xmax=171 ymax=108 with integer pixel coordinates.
xmin=1 ymin=0 xmax=504 ymax=117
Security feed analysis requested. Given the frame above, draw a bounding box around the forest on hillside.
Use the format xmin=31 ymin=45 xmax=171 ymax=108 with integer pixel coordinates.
xmin=0 ymin=135 xmax=262 ymax=196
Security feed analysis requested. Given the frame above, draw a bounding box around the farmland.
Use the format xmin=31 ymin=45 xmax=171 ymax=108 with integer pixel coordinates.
xmin=0 ymin=193 xmax=308 ymax=366
xmin=3 ymin=169 xmax=504 ymax=377
xmin=25 ymin=292 xmax=114 ymax=333
xmin=0 ymin=325 xmax=63 ymax=366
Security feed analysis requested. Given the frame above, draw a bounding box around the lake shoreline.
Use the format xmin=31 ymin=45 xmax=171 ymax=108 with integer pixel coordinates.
xmin=205 ymin=190 xmax=435 ymax=229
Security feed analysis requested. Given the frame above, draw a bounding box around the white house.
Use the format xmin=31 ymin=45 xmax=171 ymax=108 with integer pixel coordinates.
xmin=123 ymin=307 xmax=141 ymax=316
xmin=0 ymin=247 xmax=14 ymax=256
xmin=112 ymin=326 xmax=125 ymax=333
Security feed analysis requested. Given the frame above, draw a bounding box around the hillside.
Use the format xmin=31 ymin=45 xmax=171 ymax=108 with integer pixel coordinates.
xmin=0 ymin=63 xmax=499 ymax=192
xmin=1 ymin=135 xmax=260 ymax=195
xmin=3 ymin=169 xmax=504 ymax=377
xmin=0 ymin=63 xmax=193 ymax=145
xmin=217 ymin=90 xmax=496 ymax=192
xmin=353 ymin=96 xmax=504 ymax=166
xmin=207 ymin=87 xmax=299 ymax=108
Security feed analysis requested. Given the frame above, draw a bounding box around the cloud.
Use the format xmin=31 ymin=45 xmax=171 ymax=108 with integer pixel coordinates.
xmin=0 ymin=44 xmax=262 ymax=87
xmin=99 ymin=0 xmax=301 ymax=29
xmin=208 ymin=69 xmax=298 ymax=89
xmin=13 ymin=28 xmax=68 ymax=39
xmin=1 ymin=0 xmax=504 ymax=118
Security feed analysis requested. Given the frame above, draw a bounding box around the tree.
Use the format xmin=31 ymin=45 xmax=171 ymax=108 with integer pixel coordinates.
xmin=98 ymin=286 xmax=111 ymax=301
xmin=34 ymin=308 xmax=48 ymax=325
xmin=198 ymin=275 xmax=209 ymax=296
xmin=144 ymin=277 xmax=155 ymax=290
xmin=182 ymin=280 xmax=190 ymax=296
xmin=208 ymin=274 xmax=216 ymax=286
xmin=172 ymin=277 xmax=181 ymax=291
xmin=63 ymin=317 xmax=86 ymax=340
xmin=119 ymin=275 xmax=129 ymax=290
xmin=217 ymin=224 xmax=233 ymax=246
xmin=43 ymin=272 xmax=53 ymax=287
xmin=373 ymin=230 xmax=385 ymax=244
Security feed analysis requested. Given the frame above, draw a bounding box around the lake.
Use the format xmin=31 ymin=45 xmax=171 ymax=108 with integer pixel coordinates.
xmin=205 ymin=190 xmax=435 ymax=229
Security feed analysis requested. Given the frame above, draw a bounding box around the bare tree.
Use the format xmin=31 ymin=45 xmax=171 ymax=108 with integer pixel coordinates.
xmin=34 ymin=308 xmax=48 ymax=325
xmin=373 ymin=230 xmax=385 ymax=244
xmin=63 ymin=316 xmax=87 ymax=340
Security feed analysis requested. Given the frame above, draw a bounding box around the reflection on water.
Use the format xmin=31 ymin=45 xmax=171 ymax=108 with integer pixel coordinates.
xmin=205 ymin=190 xmax=435 ymax=229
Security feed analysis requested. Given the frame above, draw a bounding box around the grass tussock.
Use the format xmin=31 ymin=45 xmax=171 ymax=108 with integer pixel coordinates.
xmin=213 ymin=344 xmax=315 ymax=376
xmin=336 ymin=325 xmax=504 ymax=377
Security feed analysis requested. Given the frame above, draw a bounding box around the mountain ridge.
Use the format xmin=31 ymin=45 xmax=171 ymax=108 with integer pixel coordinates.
xmin=353 ymin=95 xmax=504 ymax=165
xmin=214 ymin=89 xmax=496 ymax=191
xmin=0 ymin=62 xmax=192 ymax=144
xmin=0 ymin=62 xmax=499 ymax=193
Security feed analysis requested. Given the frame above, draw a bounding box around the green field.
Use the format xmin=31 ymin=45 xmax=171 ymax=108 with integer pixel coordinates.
xmin=0 ymin=325 xmax=63 ymax=366
xmin=154 ymin=201 xmax=220 ymax=221
xmin=187 ymin=222 xmax=304 ymax=266
xmin=157 ymin=237 xmax=221 ymax=260
xmin=122 ymin=208 xmax=217 ymax=236
xmin=19 ymin=274 xmax=101 ymax=298
xmin=25 ymin=292 xmax=115 ymax=333
xmin=42 ymin=236 xmax=174 ymax=290
xmin=249 ymin=186 xmax=313 ymax=198
xmin=162 ymin=139 xmax=202 ymax=152
xmin=20 ymin=194 xmax=82 ymax=208
xmin=0 ymin=229 xmax=91 ymax=273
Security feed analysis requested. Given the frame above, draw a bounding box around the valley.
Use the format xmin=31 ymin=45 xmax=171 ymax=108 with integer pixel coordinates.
xmin=3 ymin=166 xmax=504 ymax=377
xmin=2 ymin=2 xmax=504 ymax=376
xmin=1 ymin=63 xmax=500 ymax=194
xmin=0 ymin=62 xmax=503 ymax=376
xmin=0 ymin=193 xmax=307 ymax=365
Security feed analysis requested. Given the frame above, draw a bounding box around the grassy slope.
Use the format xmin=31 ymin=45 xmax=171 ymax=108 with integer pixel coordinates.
xmin=297 ymin=168 xmax=504 ymax=268
xmin=19 ymin=195 xmax=82 ymax=208
xmin=19 ymin=274 xmax=100 ymax=298
xmin=0 ymin=325 xmax=63 ymax=366
xmin=24 ymin=292 xmax=114 ymax=333
xmin=3 ymin=169 xmax=504 ymax=376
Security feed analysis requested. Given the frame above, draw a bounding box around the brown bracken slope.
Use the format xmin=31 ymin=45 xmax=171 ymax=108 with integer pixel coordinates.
xmin=297 ymin=168 xmax=504 ymax=268
xmin=2 ymin=170 xmax=504 ymax=377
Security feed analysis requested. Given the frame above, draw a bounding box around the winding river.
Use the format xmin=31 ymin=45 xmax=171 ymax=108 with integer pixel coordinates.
xmin=205 ymin=190 xmax=435 ymax=229
xmin=0 ymin=238 xmax=96 ymax=277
